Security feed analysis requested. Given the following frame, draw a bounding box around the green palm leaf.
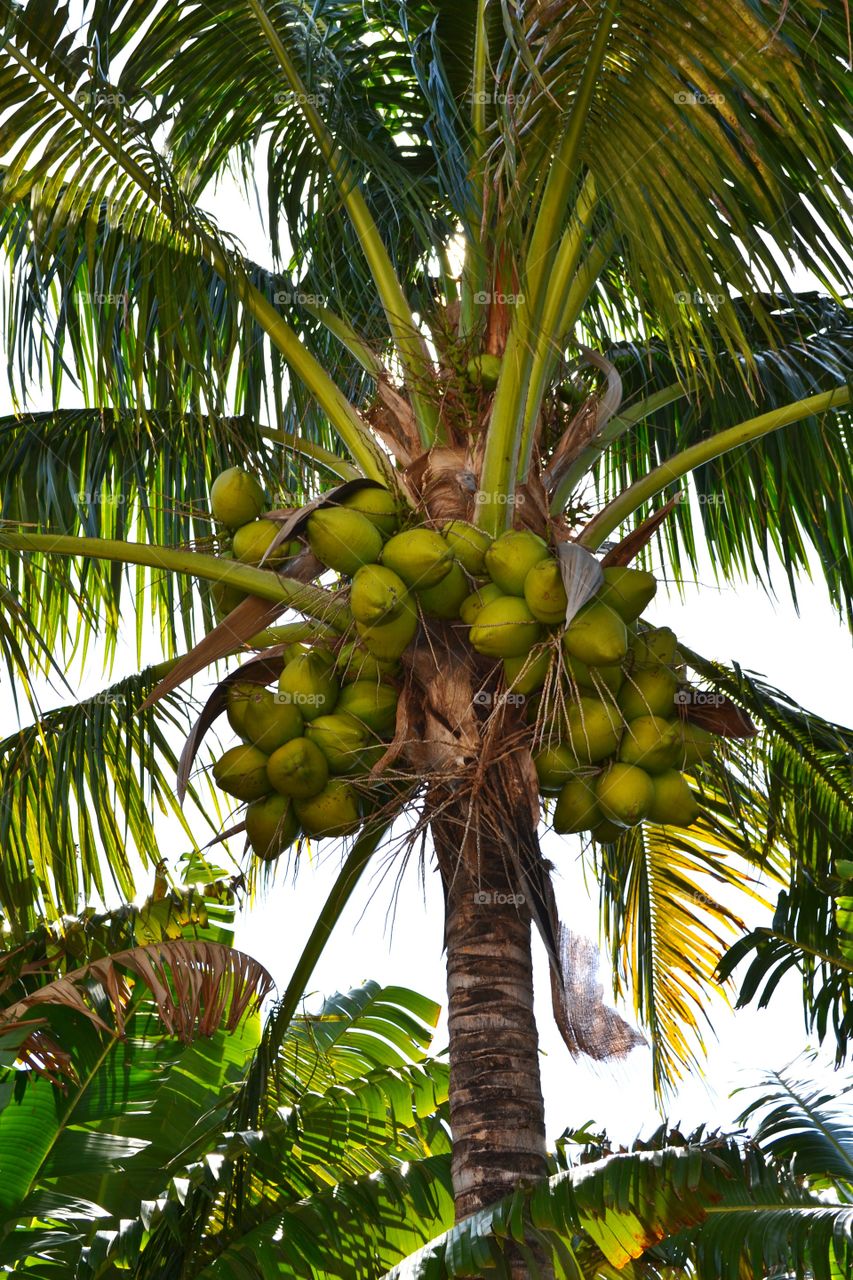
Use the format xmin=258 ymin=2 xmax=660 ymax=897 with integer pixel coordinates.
xmin=0 ymin=876 xmax=268 ymax=1273
xmin=0 ymin=408 xmax=332 ymax=664
xmin=561 ymin=297 xmax=853 ymax=620
xmin=0 ymin=664 xmax=221 ymax=934
xmin=735 ymin=1056 xmax=853 ymax=1195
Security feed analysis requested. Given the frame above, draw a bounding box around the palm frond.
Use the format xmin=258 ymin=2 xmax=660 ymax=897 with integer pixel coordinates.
xmin=381 ymin=1137 xmax=853 ymax=1280
xmin=734 ymin=1055 xmax=853 ymax=1195
xmin=0 ymin=874 xmax=266 ymax=1272
xmin=0 ymin=408 xmax=329 ymax=664
xmin=592 ymin=797 xmax=777 ymax=1095
xmin=100 ymin=0 xmax=456 ymax=332
xmin=111 ymin=982 xmax=452 ymax=1280
xmin=0 ymin=664 xmax=221 ymax=935
xmin=495 ymin=2 xmax=852 ymax=371
xmin=562 ymin=297 xmax=853 ymax=622
xmin=681 ymin=653 xmax=853 ymax=1064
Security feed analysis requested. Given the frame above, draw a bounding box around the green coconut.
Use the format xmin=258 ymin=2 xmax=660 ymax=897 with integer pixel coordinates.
xmin=679 ymin=723 xmax=717 ymax=768
xmin=213 ymin=744 xmax=271 ymax=801
xmin=648 ymin=770 xmax=700 ymax=826
xmin=618 ymin=667 xmax=678 ymax=720
xmin=295 ymin=780 xmax=361 ymax=838
xmin=335 ymin=640 xmax=399 ymax=685
xmin=350 ymin=564 xmax=408 ymax=626
xmin=523 ymin=557 xmax=568 ymax=624
xmin=563 ymin=654 xmax=624 ymax=697
xmin=242 ymin=688 xmax=304 ymax=753
xmin=533 ymin=743 xmax=579 ymax=794
xmin=233 ymin=519 xmax=293 ymax=567
xmin=484 ymin=530 xmax=549 ymax=596
xmin=466 ymin=353 xmax=503 ymax=389
xmin=596 ymin=763 xmax=654 ymax=826
xmin=597 ymin=566 xmax=657 ymax=622
xmin=305 ymin=713 xmax=368 ymax=775
xmin=561 ymin=695 xmax=623 ymax=764
xmin=553 ymin=775 xmax=601 ymax=834
xmin=267 ymin=736 xmax=329 ymax=799
xmin=618 ymin=715 xmax=682 ymax=774
xmin=414 ymin=561 xmax=470 ymax=618
xmin=441 ymin=520 xmax=493 ymax=575
xmin=459 ymin=581 xmax=504 ymax=625
xmin=210 ymin=467 xmax=265 ymax=528
xmin=469 ymin=596 xmax=543 ymax=659
xmin=226 ymin=681 xmax=259 ymax=737
xmin=339 ymin=485 xmax=400 ymax=536
xmin=630 ymin=626 xmax=678 ymax=668
xmin=245 ymin=794 xmax=300 ymax=861
xmin=380 ymin=528 xmax=453 ymax=588
xmin=356 ymin=597 xmax=418 ymax=660
xmin=562 ymin=599 xmax=628 ymax=666
xmin=277 ymin=651 xmax=339 ymax=722
xmin=503 ymin=647 xmax=552 ymax=695
xmin=336 ymin=682 xmax=398 ymax=736
xmin=307 ymin=507 xmax=384 ymax=576
xmin=590 ymin=817 xmax=627 ymax=843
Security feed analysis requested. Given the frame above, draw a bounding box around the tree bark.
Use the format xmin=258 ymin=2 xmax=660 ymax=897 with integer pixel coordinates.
xmin=433 ymin=813 xmax=549 ymax=1221
xmin=407 ymin=620 xmax=552 ymax=1276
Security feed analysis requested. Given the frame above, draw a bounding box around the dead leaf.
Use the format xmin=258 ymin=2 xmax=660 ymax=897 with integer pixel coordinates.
xmin=141 ymin=595 xmax=286 ymax=712
xmin=556 ymin=542 xmax=604 ymax=625
xmin=681 ymin=696 xmax=758 ymax=738
xmin=601 ymin=493 xmax=682 ymax=567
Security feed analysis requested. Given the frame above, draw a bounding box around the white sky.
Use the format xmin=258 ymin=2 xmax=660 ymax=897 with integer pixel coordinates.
xmin=1 ymin=168 xmax=851 ymax=1145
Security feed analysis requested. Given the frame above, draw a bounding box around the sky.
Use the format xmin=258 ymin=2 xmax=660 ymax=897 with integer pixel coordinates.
xmin=1 ymin=165 xmax=852 ymax=1148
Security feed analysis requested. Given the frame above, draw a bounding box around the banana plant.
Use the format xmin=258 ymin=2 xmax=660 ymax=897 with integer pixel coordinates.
xmin=0 ymin=0 xmax=852 ymax=1250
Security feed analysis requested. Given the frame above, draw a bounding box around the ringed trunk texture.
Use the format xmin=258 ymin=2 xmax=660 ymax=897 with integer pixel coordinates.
xmin=433 ymin=812 xmax=548 ymax=1220
xmin=405 ymin=620 xmax=551 ymax=1272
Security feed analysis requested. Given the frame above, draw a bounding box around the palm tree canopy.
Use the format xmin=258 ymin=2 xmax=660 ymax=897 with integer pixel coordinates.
xmin=0 ymin=0 xmax=851 ymax=1151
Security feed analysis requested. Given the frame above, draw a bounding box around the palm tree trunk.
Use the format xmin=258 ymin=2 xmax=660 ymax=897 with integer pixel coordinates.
xmin=434 ymin=816 xmax=548 ymax=1221
xmin=413 ymin=625 xmax=550 ymax=1274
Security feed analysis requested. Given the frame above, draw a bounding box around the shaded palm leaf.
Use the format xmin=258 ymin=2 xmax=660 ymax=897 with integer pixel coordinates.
xmin=0 ymin=664 xmax=221 ymax=934
xmin=381 ymin=1137 xmax=853 ymax=1279
xmin=0 ymin=408 xmax=325 ymax=664
xmin=734 ymin=1055 xmax=853 ymax=1196
xmin=565 ymin=297 xmax=853 ymax=621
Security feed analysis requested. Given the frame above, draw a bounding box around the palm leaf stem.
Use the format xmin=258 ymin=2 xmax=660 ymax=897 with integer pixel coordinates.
xmin=245 ymin=0 xmax=442 ymax=446
xmin=577 ymin=384 xmax=852 ymax=548
xmin=0 ymin=533 xmax=350 ymax=629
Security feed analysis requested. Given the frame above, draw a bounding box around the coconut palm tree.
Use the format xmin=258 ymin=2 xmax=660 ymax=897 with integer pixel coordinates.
xmin=1 ymin=0 xmax=852 ymax=1269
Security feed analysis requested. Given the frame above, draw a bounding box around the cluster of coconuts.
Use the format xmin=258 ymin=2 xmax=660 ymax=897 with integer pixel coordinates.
xmin=456 ymin=528 xmax=713 ymax=843
xmin=208 ymin=466 xmax=302 ymax=616
xmin=206 ymin=470 xmax=719 ymax=861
